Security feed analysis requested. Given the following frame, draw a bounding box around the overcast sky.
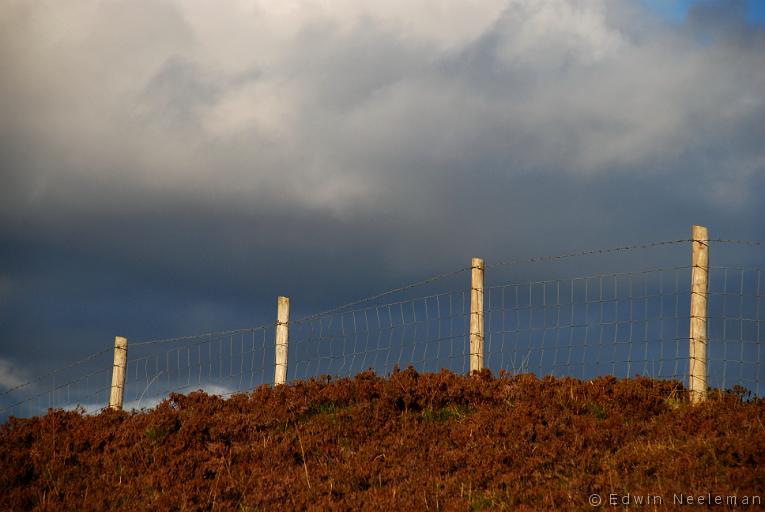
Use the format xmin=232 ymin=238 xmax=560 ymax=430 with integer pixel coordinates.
xmin=1 ymin=0 xmax=764 ymax=389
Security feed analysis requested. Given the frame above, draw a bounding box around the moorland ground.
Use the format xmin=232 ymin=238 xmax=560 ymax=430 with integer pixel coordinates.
xmin=1 ymin=368 xmax=763 ymax=511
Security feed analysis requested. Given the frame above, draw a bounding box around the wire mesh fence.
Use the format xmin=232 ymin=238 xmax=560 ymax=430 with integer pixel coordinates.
xmin=289 ymin=289 xmax=472 ymax=381
xmin=485 ymin=266 xmax=692 ymax=382
xmin=120 ymin=326 xmax=275 ymax=410
xmin=706 ymin=266 xmax=764 ymax=395
xmin=1 ymin=235 xmax=763 ymax=421
xmin=0 ymin=349 xmax=114 ymax=421
xmin=0 ymin=326 xmax=276 ymax=421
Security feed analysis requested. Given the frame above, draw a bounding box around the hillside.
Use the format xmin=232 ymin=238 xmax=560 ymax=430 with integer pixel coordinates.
xmin=1 ymin=369 xmax=763 ymax=511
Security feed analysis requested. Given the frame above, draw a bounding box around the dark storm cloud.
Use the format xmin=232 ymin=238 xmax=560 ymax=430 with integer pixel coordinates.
xmin=0 ymin=0 xmax=764 ymax=379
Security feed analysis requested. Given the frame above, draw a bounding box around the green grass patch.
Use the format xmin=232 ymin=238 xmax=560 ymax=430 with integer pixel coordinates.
xmin=422 ymin=404 xmax=473 ymax=422
xmin=585 ymin=403 xmax=607 ymax=420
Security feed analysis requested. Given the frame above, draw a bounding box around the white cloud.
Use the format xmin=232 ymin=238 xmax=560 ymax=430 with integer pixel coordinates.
xmin=57 ymin=383 xmax=237 ymax=416
xmin=121 ymin=383 xmax=236 ymax=412
xmin=495 ymin=0 xmax=627 ymax=69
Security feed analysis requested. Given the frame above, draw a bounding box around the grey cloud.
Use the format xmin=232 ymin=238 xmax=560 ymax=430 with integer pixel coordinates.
xmin=0 ymin=357 xmax=28 ymax=391
xmin=140 ymin=57 xmax=221 ymax=128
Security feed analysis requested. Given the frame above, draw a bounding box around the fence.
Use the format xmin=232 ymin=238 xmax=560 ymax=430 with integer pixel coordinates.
xmin=1 ymin=225 xmax=762 ymax=420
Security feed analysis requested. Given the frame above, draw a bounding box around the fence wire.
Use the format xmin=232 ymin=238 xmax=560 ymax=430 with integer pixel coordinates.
xmin=1 ymin=237 xmax=763 ymax=421
xmin=0 ymin=326 xmax=275 ymax=421
xmin=486 ymin=267 xmax=691 ymax=381
xmin=0 ymin=351 xmax=115 ymax=421
xmin=707 ymin=267 xmax=764 ymax=396
xmin=289 ymin=289 xmax=471 ymax=380
xmin=118 ymin=326 xmax=274 ymax=411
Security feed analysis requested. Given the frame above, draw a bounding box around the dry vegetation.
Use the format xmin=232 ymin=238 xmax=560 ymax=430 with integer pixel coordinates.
xmin=2 ymin=368 xmax=764 ymax=511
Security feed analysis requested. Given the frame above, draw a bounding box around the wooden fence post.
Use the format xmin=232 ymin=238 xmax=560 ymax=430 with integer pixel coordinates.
xmin=470 ymin=258 xmax=485 ymax=373
xmin=109 ymin=336 xmax=128 ymax=410
xmin=274 ymin=296 xmax=290 ymax=386
xmin=689 ymin=225 xmax=709 ymax=404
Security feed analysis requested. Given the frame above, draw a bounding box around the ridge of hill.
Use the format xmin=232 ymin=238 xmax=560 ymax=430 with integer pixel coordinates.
xmin=2 ymin=369 xmax=763 ymax=511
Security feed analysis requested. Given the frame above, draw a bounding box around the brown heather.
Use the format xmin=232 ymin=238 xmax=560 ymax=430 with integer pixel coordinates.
xmin=1 ymin=369 xmax=763 ymax=511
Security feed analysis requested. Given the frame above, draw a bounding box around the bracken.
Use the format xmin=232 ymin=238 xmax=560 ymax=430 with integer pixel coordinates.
xmin=1 ymin=368 xmax=763 ymax=511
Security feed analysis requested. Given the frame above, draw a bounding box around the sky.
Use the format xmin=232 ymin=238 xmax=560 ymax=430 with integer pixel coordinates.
xmin=642 ymin=0 xmax=765 ymax=23
xmin=1 ymin=0 xmax=764 ymax=397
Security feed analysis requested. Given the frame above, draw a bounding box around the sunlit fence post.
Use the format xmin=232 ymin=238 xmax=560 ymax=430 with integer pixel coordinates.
xmin=274 ymin=296 xmax=290 ymax=386
xmin=470 ymin=257 xmax=485 ymax=373
xmin=109 ymin=336 xmax=128 ymax=410
xmin=689 ymin=225 xmax=709 ymax=404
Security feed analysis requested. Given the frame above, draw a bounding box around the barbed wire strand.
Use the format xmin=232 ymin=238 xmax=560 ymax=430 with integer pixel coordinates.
xmin=488 ymin=239 xmax=692 ymax=268
xmin=131 ymin=326 xmax=268 ymax=348
xmin=290 ymin=266 xmax=472 ymax=325
xmin=709 ymin=239 xmax=765 ymax=246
